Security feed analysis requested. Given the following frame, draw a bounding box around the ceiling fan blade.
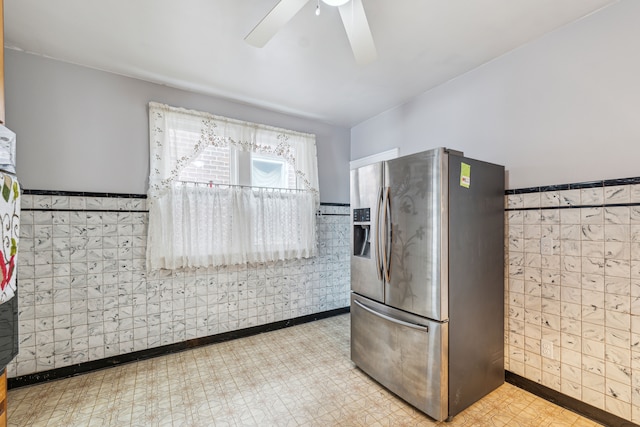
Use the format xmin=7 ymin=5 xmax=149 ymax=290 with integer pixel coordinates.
xmin=245 ymin=0 xmax=310 ymax=48
xmin=338 ymin=0 xmax=377 ymax=65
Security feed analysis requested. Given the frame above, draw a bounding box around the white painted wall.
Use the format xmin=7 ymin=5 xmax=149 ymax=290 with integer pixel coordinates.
xmin=5 ymin=50 xmax=351 ymax=203
xmin=351 ymin=0 xmax=640 ymax=190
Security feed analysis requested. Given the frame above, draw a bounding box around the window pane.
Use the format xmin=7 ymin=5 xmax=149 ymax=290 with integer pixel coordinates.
xmin=252 ymin=158 xmax=285 ymax=188
xmin=178 ymin=144 xmax=232 ymax=185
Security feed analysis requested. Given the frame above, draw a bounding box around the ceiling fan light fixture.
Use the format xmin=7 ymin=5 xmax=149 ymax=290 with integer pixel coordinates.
xmin=245 ymin=0 xmax=376 ymax=65
xmin=321 ymin=0 xmax=350 ymax=6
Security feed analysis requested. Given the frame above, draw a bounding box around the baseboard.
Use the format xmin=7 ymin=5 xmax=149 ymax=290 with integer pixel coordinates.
xmin=9 ymin=307 xmax=350 ymax=389
xmin=505 ymin=371 xmax=639 ymax=427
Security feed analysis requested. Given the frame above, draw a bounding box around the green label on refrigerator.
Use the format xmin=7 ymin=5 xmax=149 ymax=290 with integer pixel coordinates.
xmin=460 ymin=162 xmax=471 ymax=188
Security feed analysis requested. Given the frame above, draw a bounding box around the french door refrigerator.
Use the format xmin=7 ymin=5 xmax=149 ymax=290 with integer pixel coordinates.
xmin=350 ymin=147 xmax=504 ymax=421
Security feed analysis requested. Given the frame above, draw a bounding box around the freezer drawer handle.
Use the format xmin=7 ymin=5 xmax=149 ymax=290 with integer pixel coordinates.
xmin=354 ymin=300 xmax=429 ymax=332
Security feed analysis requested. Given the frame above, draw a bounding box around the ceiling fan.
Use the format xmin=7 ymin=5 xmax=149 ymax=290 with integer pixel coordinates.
xmin=245 ymin=0 xmax=377 ymax=65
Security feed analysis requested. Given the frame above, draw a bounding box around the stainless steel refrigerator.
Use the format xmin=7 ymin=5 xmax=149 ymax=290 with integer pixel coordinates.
xmin=350 ymin=147 xmax=504 ymax=421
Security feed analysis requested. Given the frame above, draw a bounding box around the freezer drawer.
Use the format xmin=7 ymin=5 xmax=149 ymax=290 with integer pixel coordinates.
xmin=350 ymin=294 xmax=448 ymax=421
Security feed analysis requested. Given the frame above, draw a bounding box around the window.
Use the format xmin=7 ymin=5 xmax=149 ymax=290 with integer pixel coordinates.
xmin=251 ymin=156 xmax=287 ymax=188
xmin=174 ymin=134 xmax=296 ymax=189
xmin=146 ymin=102 xmax=320 ymax=270
xmin=178 ymin=143 xmax=232 ymax=185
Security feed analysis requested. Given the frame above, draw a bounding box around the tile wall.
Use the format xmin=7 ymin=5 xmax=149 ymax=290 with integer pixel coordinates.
xmin=6 ymin=193 xmax=350 ymax=379
xmin=505 ymin=179 xmax=640 ymax=424
xmin=17 ymin=180 xmax=640 ymax=423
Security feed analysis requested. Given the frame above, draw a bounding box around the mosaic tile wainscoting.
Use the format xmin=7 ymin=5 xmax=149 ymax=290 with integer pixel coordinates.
xmin=6 ymin=192 xmax=350 ymax=379
xmin=505 ymin=178 xmax=640 ymax=425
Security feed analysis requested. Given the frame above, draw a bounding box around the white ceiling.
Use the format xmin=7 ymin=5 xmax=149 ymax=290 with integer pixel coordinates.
xmin=4 ymin=0 xmax=617 ymax=128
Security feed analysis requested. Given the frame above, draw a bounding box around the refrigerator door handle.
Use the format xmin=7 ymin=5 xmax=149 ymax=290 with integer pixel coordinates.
xmin=383 ymin=186 xmax=392 ymax=283
xmin=380 ymin=187 xmax=387 ymax=281
xmin=375 ymin=187 xmax=383 ymax=280
xmin=354 ymin=300 xmax=429 ymax=332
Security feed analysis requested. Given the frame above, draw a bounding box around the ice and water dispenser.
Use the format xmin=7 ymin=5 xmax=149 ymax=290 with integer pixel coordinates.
xmin=353 ymin=208 xmax=371 ymax=257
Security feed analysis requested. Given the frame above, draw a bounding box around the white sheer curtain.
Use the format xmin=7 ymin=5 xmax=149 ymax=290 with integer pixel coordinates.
xmin=147 ymin=102 xmax=319 ymax=270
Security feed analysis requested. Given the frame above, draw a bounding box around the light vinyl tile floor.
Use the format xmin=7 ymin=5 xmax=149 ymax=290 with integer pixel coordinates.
xmin=7 ymin=314 xmax=602 ymax=426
